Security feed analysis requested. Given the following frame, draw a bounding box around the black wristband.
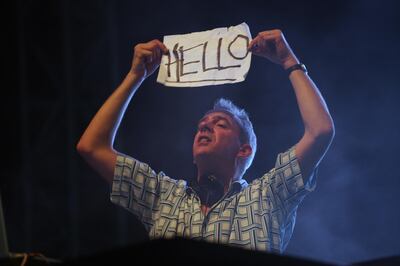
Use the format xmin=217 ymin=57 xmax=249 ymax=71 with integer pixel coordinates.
xmin=286 ymin=63 xmax=307 ymax=75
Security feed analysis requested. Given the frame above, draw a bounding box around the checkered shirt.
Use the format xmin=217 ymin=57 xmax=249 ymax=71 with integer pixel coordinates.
xmin=110 ymin=146 xmax=316 ymax=253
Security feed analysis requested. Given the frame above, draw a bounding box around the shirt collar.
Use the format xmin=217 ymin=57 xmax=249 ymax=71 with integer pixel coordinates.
xmin=187 ymin=177 xmax=248 ymax=199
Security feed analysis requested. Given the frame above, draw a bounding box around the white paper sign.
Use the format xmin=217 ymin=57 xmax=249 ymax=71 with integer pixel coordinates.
xmin=157 ymin=22 xmax=252 ymax=87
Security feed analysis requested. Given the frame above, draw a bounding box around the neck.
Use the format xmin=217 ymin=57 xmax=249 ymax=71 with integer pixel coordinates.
xmin=196 ymin=166 xmax=237 ymax=194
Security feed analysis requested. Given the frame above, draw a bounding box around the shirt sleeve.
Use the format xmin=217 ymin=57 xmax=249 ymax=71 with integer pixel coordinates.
xmin=110 ymin=154 xmax=164 ymax=231
xmin=263 ymin=145 xmax=317 ymax=251
xmin=273 ymin=145 xmax=317 ymax=197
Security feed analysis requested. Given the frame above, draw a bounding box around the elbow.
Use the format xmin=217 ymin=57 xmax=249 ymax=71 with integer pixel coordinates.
xmin=321 ymin=122 xmax=335 ymax=140
xmin=76 ymin=139 xmax=93 ymax=157
xmin=76 ymin=138 xmax=114 ymax=159
xmin=315 ymin=122 xmax=335 ymax=146
xmin=307 ymin=120 xmax=335 ymax=146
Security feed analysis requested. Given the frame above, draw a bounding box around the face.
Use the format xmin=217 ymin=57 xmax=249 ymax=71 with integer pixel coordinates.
xmin=193 ymin=111 xmax=242 ymax=164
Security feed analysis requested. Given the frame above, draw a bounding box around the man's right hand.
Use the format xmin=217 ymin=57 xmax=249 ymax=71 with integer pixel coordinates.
xmin=130 ymin=39 xmax=168 ymax=80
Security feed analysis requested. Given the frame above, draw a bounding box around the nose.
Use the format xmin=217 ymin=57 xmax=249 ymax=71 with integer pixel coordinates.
xmin=200 ymin=125 xmax=211 ymax=133
xmin=199 ymin=122 xmax=213 ymax=133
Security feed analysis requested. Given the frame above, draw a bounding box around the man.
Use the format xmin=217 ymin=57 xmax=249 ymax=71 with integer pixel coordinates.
xmin=76 ymin=29 xmax=334 ymax=253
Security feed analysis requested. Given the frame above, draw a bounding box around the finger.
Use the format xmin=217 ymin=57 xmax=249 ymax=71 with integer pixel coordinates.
xmin=248 ymin=34 xmax=274 ymax=51
xmin=249 ymin=38 xmax=265 ymax=53
xmin=147 ymin=39 xmax=168 ymax=56
xmin=155 ymin=47 xmax=161 ymax=61
xmin=262 ymin=35 xmax=278 ymax=52
xmin=249 ymin=31 xmax=271 ymax=48
xmin=141 ymin=44 xmax=162 ymax=65
xmin=137 ymin=48 xmax=153 ymax=59
xmin=258 ymin=38 xmax=268 ymax=50
xmin=153 ymin=39 xmax=169 ymax=54
xmin=146 ymin=53 xmax=153 ymax=64
xmin=137 ymin=49 xmax=153 ymax=63
xmin=257 ymin=30 xmax=280 ymax=39
xmin=151 ymin=50 xmax=157 ymax=64
xmin=248 ymin=36 xmax=260 ymax=51
xmin=155 ymin=50 xmax=163 ymax=64
xmin=261 ymin=33 xmax=278 ymax=40
xmin=152 ymin=47 xmax=163 ymax=64
xmin=255 ymin=35 xmax=276 ymax=50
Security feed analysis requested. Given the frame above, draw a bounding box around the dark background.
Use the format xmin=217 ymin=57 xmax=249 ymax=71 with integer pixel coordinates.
xmin=4 ymin=0 xmax=400 ymax=264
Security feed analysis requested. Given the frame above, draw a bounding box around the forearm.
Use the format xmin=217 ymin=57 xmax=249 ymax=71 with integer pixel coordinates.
xmin=289 ymin=70 xmax=334 ymax=139
xmin=77 ymin=72 xmax=144 ymax=152
xmin=250 ymin=29 xmax=334 ymax=178
xmin=77 ymin=40 xmax=166 ymax=182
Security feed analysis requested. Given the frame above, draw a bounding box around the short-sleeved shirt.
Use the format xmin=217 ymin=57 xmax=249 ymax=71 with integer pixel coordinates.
xmin=110 ymin=146 xmax=316 ymax=253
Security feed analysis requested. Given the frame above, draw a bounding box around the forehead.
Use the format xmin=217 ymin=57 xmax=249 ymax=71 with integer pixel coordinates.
xmin=198 ymin=111 xmax=236 ymax=125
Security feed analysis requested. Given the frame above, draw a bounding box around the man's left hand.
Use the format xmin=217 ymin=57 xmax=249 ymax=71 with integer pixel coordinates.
xmin=248 ymin=29 xmax=299 ymax=69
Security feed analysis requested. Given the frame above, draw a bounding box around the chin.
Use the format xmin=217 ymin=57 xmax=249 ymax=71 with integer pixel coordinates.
xmin=193 ymin=151 xmax=209 ymax=160
xmin=194 ymin=146 xmax=215 ymax=156
xmin=193 ymin=149 xmax=214 ymax=163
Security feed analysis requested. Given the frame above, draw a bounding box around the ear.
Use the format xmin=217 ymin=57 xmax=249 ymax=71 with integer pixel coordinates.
xmin=236 ymin=143 xmax=252 ymax=159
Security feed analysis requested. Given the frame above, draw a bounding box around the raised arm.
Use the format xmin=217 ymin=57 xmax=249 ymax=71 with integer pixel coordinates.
xmin=249 ymin=29 xmax=335 ymax=182
xmin=76 ymin=40 xmax=168 ymax=183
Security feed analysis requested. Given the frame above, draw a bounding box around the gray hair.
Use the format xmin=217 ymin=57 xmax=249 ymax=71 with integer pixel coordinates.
xmin=206 ymin=98 xmax=257 ymax=178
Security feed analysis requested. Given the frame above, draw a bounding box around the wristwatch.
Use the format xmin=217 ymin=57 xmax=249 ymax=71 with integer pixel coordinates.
xmin=286 ymin=63 xmax=307 ymax=75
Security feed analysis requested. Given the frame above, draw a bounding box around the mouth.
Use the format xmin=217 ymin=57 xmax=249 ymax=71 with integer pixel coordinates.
xmin=198 ymin=135 xmax=212 ymax=144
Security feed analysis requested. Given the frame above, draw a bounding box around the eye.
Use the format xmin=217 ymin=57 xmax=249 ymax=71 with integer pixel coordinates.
xmin=217 ymin=123 xmax=227 ymax=128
